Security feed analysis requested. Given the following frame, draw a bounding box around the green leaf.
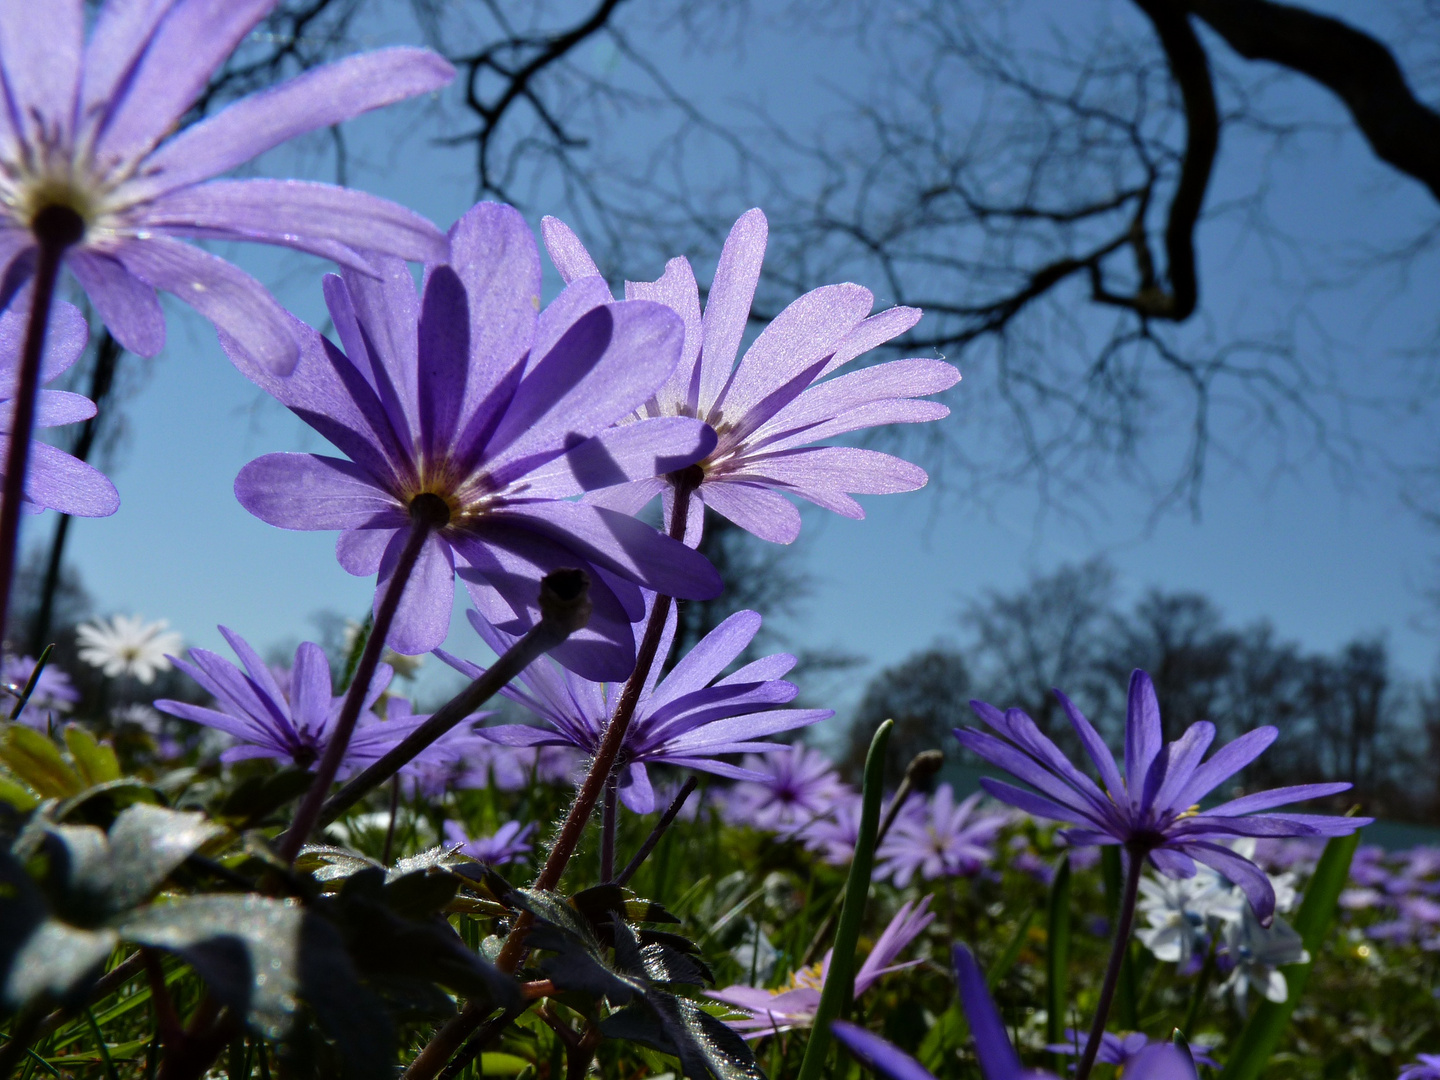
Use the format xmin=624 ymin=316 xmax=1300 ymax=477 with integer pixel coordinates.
xmin=0 ymin=771 xmax=37 ymax=811
xmin=796 ymin=718 xmax=891 ymax=1080
xmin=0 ymin=725 xmax=81 ymax=798
xmin=986 ymin=906 xmax=1035 ymax=989
xmin=1046 ymin=854 xmax=1072 ymax=1072
xmin=63 ymin=727 xmax=120 ymax=787
xmin=604 ymin=993 xmax=765 ymax=1080
xmin=477 ymin=1053 xmax=531 ymax=1076
xmin=116 ymin=893 xmax=306 ymax=1040
xmin=1216 ymin=831 xmax=1360 ymax=1080
xmin=217 ymin=767 xmax=312 ymax=827
xmin=101 ymin=803 xmax=227 ymax=914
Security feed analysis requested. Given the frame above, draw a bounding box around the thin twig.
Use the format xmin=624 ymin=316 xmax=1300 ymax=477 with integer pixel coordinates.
xmin=615 ymin=775 xmax=698 ymax=886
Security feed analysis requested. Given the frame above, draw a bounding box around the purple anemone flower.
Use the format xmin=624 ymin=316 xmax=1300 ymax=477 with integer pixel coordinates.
xmin=718 ymin=742 xmax=850 ymax=834
xmin=0 ymin=1 xmax=454 ymax=373
xmin=1048 ymin=1031 xmax=1218 ymax=1070
xmin=710 ymin=898 xmax=932 ymax=1035
xmin=832 ymin=945 xmax=1199 ymax=1080
xmin=2 ymin=653 xmax=80 ymax=730
xmin=232 ymin=202 xmax=722 ymax=677
xmin=439 ymin=603 xmax=831 ymax=813
xmin=541 ymin=210 xmax=959 ymax=545
xmin=1400 ymin=1055 xmax=1440 ymax=1080
xmin=155 ymin=627 xmax=423 ymax=771
xmin=875 ymin=785 xmax=1009 ymax=887
xmin=443 ymin=819 xmax=535 ymax=866
xmin=1 ymin=300 xmax=117 ymax=518
xmin=955 ymin=669 xmax=1371 ymax=925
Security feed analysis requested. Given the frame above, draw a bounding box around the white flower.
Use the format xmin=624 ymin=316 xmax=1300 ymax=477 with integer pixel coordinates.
xmin=1221 ymin=905 xmax=1309 ymax=1007
xmin=76 ymin=615 xmax=182 ymax=684
xmin=1136 ymin=866 xmax=1242 ymax=964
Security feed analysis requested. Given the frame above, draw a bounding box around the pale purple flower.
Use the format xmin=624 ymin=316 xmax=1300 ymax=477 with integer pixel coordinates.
xmin=800 ymin=790 xmax=865 ymax=866
xmin=233 ymin=202 xmax=722 ymax=676
xmin=155 ymin=627 xmax=420 ymax=771
xmin=2 ymin=653 xmax=79 ymax=729
xmin=374 ymin=697 xmax=492 ymax=797
xmin=956 ymin=669 xmax=1371 ymax=925
xmin=1049 ymin=1031 xmax=1218 ymax=1070
xmin=0 ymin=300 xmax=116 ymax=518
xmin=0 ymin=1 xmax=455 ymax=373
xmin=440 ymin=603 xmax=831 ymax=813
xmin=709 ymin=897 xmax=933 ymax=1035
xmin=542 ymin=210 xmax=959 ymax=545
xmin=1400 ymin=1055 xmax=1440 ymax=1080
xmin=876 ymin=785 xmax=1008 ymax=887
xmin=831 ymin=944 xmax=1198 ymax=1080
xmin=443 ymin=819 xmax=535 ymax=866
xmin=718 ymin=742 xmax=850 ymax=834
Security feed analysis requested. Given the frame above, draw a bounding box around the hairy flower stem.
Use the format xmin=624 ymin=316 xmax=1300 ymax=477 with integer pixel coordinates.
xmin=317 ymin=569 xmax=592 ymax=830
xmin=616 ymin=775 xmax=698 ymax=886
xmin=404 ymin=474 xmax=700 ymax=1080
xmin=278 ymin=505 xmax=438 ymax=862
xmin=1075 ymin=845 xmax=1147 ymax=1080
xmin=0 ymin=209 xmax=84 ymax=645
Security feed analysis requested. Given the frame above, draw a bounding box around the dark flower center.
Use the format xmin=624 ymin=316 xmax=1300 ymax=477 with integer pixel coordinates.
xmin=410 ymin=491 xmax=452 ymax=528
xmin=32 ymin=203 xmax=85 ymax=249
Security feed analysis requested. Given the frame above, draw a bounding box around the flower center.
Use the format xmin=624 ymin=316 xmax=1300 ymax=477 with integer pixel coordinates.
xmin=409 ymin=491 xmax=453 ymax=528
xmin=18 ymin=181 xmax=93 ymax=242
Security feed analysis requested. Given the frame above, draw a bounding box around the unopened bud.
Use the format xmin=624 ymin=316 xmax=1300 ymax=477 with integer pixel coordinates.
xmin=539 ymin=568 xmax=592 ymax=635
xmin=905 ymin=749 xmax=945 ymax=783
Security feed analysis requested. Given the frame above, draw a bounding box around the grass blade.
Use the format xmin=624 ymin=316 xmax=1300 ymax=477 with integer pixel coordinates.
xmin=796 ymin=718 xmax=892 ymax=1080
xmin=1046 ymin=854 xmax=1073 ymax=1072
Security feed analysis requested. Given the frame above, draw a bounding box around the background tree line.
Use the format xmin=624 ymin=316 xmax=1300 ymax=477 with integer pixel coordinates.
xmin=841 ymin=558 xmax=1440 ymax=824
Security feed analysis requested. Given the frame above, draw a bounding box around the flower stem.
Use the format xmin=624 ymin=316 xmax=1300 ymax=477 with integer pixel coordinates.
xmin=0 ymin=210 xmax=84 ymax=647
xmin=403 ymin=473 xmax=701 ymax=1080
xmin=1181 ymin=932 xmax=1219 ymax=1039
xmin=1075 ymin=845 xmax=1146 ymax=1080
xmin=277 ymin=508 xmax=436 ymax=862
xmin=615 ymin=774 xmax=698 ymax=886
xmin=314 ymin=570 xmax=590 ymax=832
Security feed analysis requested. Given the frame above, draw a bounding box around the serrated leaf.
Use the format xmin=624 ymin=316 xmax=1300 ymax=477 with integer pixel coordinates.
xmin=0 ymin=849 xmax=117 ymax=1015
xmin=301 ymin=845 xmax=383 ymax=884
xmin=103 ymin=804 xmax=227 ymax=913
xmin=645 ymin=990 xmax=767 ymax=1080
xmin=0 ymin=726 xmax=81 ymax=798
xmin=63 ymin=727 xmax=120 ymax=787
xmin=571 ymin=884 xmax=680 ymax=927
xmin=387 ymin=844 xmax=467 ymax=882
xmin=382 ymin=868 xmax=459 ymax=918
xmin=116 ymin=894 xmax=305 ymax=1040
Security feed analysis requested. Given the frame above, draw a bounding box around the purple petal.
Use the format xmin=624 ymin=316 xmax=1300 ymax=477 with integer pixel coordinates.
xmin=698 ymin=480 xmax=801 ymax=544
xmin=80 ymin=1 xmax=177 ymax=130
xmin=484 ymin=301 xmax=682 ymax=476
xmin=66 ymin=250 xmax=165 ymax=357
xmin=415 ymin=264 xmax=470 ymax=462
xmin=582 ymin=476 xmax=667 ymax=516
xmin=140 ymin=48 xmax=454 ymax=194
xmin=755 ymin=398 xmax=952 ymax=456
xmin=1182 ymin=841 xmax=1278 ymax=926
xmin=489 ymin=500 xmax=721 ymax=600
xmin=445 ymin=202 xmax=540 ymax=430
xmin=290 ymin=642 xmax=333 ymax=732
xmin=977 ymin=777 xmax=1097 ymax=830
xmin=1149 ymin=846 xmax=1197 ymax=878
xmin=956 ymin=729 xmax=1111 ymax=826
xmin=540 ymin=215 xmax=604 ymax=285
xmin=952 ymin=945 xmax=1025 ymax=1080
xmin=1201 ymin=782 xmax=1353 ymax=818
xmin=381 ymin=531 xmax=455 ymax=655
xmin=1172 ymin=726 xmax=1279 ymax=808
xmin=819 ymin=305 xmax=924 ymax=378
xmin=718 ymin=282 xmax=873 ymax=419
xmin=0 ymin=300 xmax=88 ymax=384
xmin=93 ymin=0 xmax=273 ymax=166
xmin=618 ymin=761 xmax=656 ymax=813
xmin=234 ymin=453 xmax=397 ymax=530
xmin=831 ymin=1021 xmax=936 ymax=1080
xmin=521 ymin=418 xmax=716 ymax=499
xmin=1149 ymin=721 xmax=1216 ymax=814
xmin=697 ymin=208 xmax=766 ymax=414
xmin=650 ymin=610 xmax=760 ymax=707
xmin=116 ymin=235 xmax=298 ymax=373
xmin=35 ymin=390 xmax=97 ymax=427
xmin=23 ymin=442 xmax=119 ymax=516
xmin=1125 ymin=1045 xmax=1199 ymax=1080
xmin=739 ymin=447 xmax=926 ymax=515
xmin=0 ymin=1 xmax=82 ymax=144
xmin=627 ymin=256 xmax=702 ymax=409
xmin=144 ymin=180 xmax=447 ymax=265
xmin=1055 ymin=689 xmax=1127 ymax=800
xmin=337 ymin=527 xmax=400 ymax=576
xmin=473 ymin=724 xmax=570 ymax=748
xmin=752 ymin=357 xmax=959 ymax=443
xmin=1124 ymin=670 xmax=1163 ymax=798
xmin=532 ymin=275 xmax=613 ymax=374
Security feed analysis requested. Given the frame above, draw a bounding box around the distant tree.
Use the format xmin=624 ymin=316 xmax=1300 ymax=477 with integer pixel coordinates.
xmin=840 ymin=648 xmax=971 ymax=788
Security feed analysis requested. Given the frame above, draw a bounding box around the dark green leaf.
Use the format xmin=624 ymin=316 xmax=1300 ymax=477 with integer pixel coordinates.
xmin=218 ymin=769 xmax=313 ymax=827
xmin=644 ymin=990 xmax=767 ymax=1080
xmin=1046 ymin=854 xmax=1072 ymax=1073
xmin=571 ymin=884 xmax=680 ymax=927
xmin=986 ymin=906 xmax=1035 ymax=989
xmin=116 ymin=893 xmax=305 ymax=1039
xmin=381 ymin=867 xmax=459 ymax=918
xmin=297 ymin=910 xmax=395 ymax=1080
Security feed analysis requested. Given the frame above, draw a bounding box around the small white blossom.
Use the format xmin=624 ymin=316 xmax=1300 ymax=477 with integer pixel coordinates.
xmin=76 ymin=615 xmax=182 ymax=684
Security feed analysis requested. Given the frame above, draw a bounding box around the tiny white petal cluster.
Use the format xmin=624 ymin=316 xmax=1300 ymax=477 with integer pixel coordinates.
xmin=76 ymin=614 xmax=182 ymax=684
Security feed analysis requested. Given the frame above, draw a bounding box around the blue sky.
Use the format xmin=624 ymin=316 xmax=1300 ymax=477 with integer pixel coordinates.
xmin=34 ymin=1 xmax=1440 ymax=715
